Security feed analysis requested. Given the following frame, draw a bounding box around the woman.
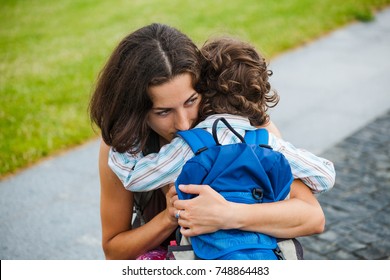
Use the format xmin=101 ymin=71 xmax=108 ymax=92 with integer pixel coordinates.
xmin=90 ymin=23 xmax=328 ymax=260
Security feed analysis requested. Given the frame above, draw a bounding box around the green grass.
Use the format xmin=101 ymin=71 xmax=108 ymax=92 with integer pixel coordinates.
xmin=1 ymin=0 xmax=389 ymax=177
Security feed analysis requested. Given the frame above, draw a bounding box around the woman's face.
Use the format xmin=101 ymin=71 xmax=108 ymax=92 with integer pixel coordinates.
xmin=147 ymin=73 xmax=201 ymax=144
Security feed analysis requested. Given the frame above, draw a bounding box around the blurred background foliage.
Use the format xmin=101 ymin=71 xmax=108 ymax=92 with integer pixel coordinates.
xmin=1 ymin=0 xmax=389 ymax=177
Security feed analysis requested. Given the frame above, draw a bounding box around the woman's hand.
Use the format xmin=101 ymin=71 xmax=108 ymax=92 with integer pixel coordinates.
xmin=173 ymin=184 xmax=231 ymax=237
xmin=164 ymin=184 xmax=180 ymax=226
xmin=260 ymin=120 xmax=282 ymax=138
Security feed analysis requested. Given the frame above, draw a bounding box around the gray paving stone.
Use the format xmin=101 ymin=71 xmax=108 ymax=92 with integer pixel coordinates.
xmin=331 ymin=250 xmax=360 ymax=260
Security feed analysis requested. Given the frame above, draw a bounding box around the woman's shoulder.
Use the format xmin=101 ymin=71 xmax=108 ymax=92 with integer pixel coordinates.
xmin=98 ymin=140 xmax=132 ymax=196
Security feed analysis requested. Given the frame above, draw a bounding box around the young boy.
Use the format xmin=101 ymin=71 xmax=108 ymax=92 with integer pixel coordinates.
xmin=109 ymin=37 xmax=335 ymax=195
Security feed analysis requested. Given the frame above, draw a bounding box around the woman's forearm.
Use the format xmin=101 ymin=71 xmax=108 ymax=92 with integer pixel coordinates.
xmin=176 ymin=180 xmax=325 ymax=238
xmin=100 ymin=140 xmax=178 ymax=259
xmin=227 ymin=196 xmax=325 ymax=238
xmin=226 ymin=179 xmax=325 ymax=238
xmin=103 ymin=209 xmax=177 ymax=260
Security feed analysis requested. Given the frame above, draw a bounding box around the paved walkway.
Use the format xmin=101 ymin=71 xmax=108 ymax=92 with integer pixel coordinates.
xmin=1 ymin=8 xmax=390 ymax=260
xmin=300 ymin=110 xmax=390 ymax=259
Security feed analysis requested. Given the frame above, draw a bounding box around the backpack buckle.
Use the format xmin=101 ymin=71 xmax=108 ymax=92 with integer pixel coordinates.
xmin=252 ymin=188 xmax=264 ymax=201
xmin=195 ymin=147 xmax=208 ymax=155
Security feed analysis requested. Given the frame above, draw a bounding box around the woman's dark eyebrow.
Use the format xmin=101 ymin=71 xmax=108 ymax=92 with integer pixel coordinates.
xmin=185 ymin=92 xmax=198 ymax=102
xmin=152 ymin=107 xmax=170 ymax=111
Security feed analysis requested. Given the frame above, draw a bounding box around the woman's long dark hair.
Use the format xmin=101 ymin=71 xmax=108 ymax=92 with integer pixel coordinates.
xmin=89 ymin=23 xmax=201 ymax=154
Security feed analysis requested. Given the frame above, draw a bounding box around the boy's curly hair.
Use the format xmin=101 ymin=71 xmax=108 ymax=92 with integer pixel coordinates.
xmin=196 ymin=37 xmax=279 ymax=126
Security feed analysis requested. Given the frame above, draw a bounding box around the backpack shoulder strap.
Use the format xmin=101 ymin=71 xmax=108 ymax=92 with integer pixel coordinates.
xmin=177 ymin=129 xmax=216 ymax=155
xmin=133 ymin=191 xmax=155 ymax=227
xmin=244 ymin=128 xmax=269 ymax=145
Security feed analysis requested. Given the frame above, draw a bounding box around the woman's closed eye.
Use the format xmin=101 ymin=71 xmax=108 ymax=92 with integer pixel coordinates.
xmin=153 ymin=94 xmax=199 ymax=117
xmin=155 ymin=109 xmax=171 ymax=117
xmin=185 ymin=96 xmax=199 ymax=106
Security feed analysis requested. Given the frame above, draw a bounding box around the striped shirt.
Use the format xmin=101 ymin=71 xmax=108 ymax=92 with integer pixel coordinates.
xmin=109 ymin=114 xmax=335 ymax=194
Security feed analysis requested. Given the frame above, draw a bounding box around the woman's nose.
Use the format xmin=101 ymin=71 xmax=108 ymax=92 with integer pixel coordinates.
xmin=175 ymin=111 xmax=191 ymax=131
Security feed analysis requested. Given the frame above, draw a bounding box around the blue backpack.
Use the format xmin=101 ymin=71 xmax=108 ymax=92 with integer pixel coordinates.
xmin=175 ymin=117 xmax=293 ymax=260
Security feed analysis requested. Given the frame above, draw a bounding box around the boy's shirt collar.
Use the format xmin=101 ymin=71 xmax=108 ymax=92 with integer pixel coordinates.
xmin=195 ymin=114 xmax=256 ymax=131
